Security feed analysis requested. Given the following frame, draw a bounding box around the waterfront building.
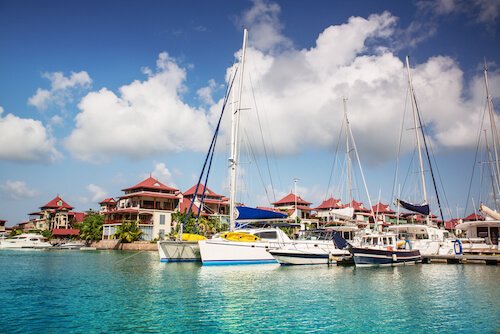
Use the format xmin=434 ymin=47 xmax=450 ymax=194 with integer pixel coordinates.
xmin=180 ymin=184 xmax=229 ymax=221
xmin=272 ymin=193 xmax=317 ymax=228
xmin=99 ymin=198 xmax=117 ymax=213
xmin=21 ymin=195 xmax=83 ymax=237
xmin=101 ymin=176 xmax=181 ymax=241
xmin=0 ymin=219 xmax=6 ymax=234
xmin=371 ymin=202 xmax=397 ymax=226
xmin=315 ymin=197 xmax=342 ymax=225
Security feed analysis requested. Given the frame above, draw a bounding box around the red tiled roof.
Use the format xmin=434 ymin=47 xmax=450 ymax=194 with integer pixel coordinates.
xmin=463 ymin=213 xmax=484 ymax=221
xmin=272 ymin=193 xmax=312 ymax=206
xmin=118 ymin=191 xmax=180 ymax=200
xmin=315 ymin=197 xmax=342 ymax=210
xmin=71 ymin=212 xmax=86 ymax=223
xmin=41 ymin=195 xmax=74 ymax=210
xmin=372 ymin=202 xmax=395 ymax=214
xmin=183 ymin=184 xmax=223 ymax=198
xmin=445 ymin=218 xmax=460 ymax=229
xmin=179 ymin=199 xmax=201 ymax=216
xmin=344 ymin=200 xmax=370 ymax=212
xmin=121 ymin=176 xmax=178 ymax=192
xmin=99 ymin=198 xmax=116 ymax=204
xmin=52 ymin=228 xmax=79 ymax=236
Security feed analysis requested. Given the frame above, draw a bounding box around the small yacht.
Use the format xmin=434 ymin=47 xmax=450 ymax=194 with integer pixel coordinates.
xmin=268 ymin=229 xmax=352 ymax=265
xmin=386 ymin=224 xmax=453 ymax=255
xmin=350 ymin=232 xmax=422 ymax=267
xmin=0 ymin=234 xmax=52 ymax=249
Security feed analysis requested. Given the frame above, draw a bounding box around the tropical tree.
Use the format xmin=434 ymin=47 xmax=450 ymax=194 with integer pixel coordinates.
xmin=79 ymin=213 xmax=104 ymax=242
xmin=9 ymin=228 xmax=23 ymax=237
xmin=114 ymin=220 xmax=143 ymax=243
xmin=41 ymin=229 xmax=53 ymax=239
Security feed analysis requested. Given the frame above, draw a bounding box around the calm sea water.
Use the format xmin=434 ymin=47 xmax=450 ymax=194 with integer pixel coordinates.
xmin=0 ymin=249 xmax=498 ymax=333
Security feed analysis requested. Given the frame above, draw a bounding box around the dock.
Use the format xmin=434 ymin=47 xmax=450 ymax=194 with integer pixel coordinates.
xmin=422 ymin=254 xmax=500 ymax=265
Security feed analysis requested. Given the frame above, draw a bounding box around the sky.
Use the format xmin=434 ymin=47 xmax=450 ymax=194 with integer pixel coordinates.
xmin=1 ymin=0 xmax=499 ymax=226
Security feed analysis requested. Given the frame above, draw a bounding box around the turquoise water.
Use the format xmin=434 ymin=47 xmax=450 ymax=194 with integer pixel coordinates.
xmin=0 ymin=250 xmax=498 ymax=333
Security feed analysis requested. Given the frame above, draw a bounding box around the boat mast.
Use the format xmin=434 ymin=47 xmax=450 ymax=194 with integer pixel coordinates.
xmin=405 ymin=56 xmax=429 ymax=222
xmin=344 ymin=98 xmax=353 ymax=205
xmin=343 ymin=99 xmax=376 ymax=231
xmin=483 ymin=63 xmax=500 ymax=205
xmin=229 ymin=28 xmax=248 ymax=231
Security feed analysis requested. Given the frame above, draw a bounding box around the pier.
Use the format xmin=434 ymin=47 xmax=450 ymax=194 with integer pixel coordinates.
xmin=422 ymin=254 xmax=500 ymax=265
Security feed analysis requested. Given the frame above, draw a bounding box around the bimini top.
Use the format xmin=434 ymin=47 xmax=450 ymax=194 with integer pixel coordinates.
xmin=235 ymin=206 xmax=288 ymax=221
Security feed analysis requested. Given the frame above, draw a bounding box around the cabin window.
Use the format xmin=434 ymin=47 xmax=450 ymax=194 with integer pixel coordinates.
xmin=254 ymin=231 xmax=277 ymax=239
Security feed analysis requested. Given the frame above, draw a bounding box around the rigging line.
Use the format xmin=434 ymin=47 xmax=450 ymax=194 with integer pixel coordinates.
xmin=484 ymin=132 xmax=499 ymax=209
xmin=243 ymin=129 xmax=272 ymax=205
xmin=248 ymin=72 xmax=277 ymax=203
xmin=413 ymin=91 xmax=445 ymax=224
xmin=391 ymin=84 xmax=410 ymax=206
xmin=324 ymin=112 xmax=346 ymax=201
xmin=465 ymin=87 xmax=488 ymax=215
xmin=182 ymin=67 xmax=239 ymax=231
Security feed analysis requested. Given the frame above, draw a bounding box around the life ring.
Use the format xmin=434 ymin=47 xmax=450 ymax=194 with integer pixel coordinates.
xmin=405 ymin=239 xmax=412 ymax=250
xmin=454 ymin=239 xmax=463 ymax=255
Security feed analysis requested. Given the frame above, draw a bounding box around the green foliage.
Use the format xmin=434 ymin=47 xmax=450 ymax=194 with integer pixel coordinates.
xmin=172 ymin=212 xmax=228 ymax=236
xmin=79 ymin=213 xmax=104 ymax=242
xmin=9 ymin=228 xmax=23 ymax=237
xmin=114 ymin=220 xmax=143 ymax=243
xmin=41 ymin=230 xmax=53 ymax=239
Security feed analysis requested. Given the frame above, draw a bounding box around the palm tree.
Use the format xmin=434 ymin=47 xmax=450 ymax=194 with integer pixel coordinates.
xmin=79 ymin=213 xmax=104 ymax=243
xmin=114 ymin=220 xmax=143 ymax=243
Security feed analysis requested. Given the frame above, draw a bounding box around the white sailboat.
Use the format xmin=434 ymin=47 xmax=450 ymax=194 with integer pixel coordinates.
xmin=198 ymin=29 xmax=295 ymax=265
xmin=386 ymin=56 xmax=452 ymax=257
xmin=456 ymin=63 xmax=500 ymax=254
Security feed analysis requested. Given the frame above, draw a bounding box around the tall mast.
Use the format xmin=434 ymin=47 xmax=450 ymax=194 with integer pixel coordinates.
xmin=344 ymin=98 xmax=353 ymax=205
xmin=229 ymin=28 xmax=248 ymax=231
xmin=484 ymin=63 xmax=500 ymax=202
xmin=405 ymin=56 xmax=428 ymax=208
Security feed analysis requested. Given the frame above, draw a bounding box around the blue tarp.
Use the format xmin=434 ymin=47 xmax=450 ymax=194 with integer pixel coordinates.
xmin=235 ymin=206 xmax=288 ymax=221
xmin=396 ymin=199 xmax=430 ymax=216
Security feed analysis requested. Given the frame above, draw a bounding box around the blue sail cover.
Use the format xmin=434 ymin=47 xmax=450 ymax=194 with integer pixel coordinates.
xmin=235 ymin=206 xmax=287 ymax=221
xmin=396 ymin=199 xmax=430 ymax=216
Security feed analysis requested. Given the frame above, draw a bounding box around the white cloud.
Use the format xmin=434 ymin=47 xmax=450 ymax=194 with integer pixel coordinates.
xmin=205 ymin=6 xmax=500 ymax=167
xmin=65 ymin=52 xmax=212 ymax=162
xmin=28 ymin=71 xmax=92 ymax=110
xmin=151 ymin=162 xmax=177 ymax=188
xmin=86 ymin=184 xmax=107 ymax=203
xmin=1 ymin=180 xmax=38 ymax=200
xmin=239 ymin=0 xmax=292 ymax=52
xmin=417 ymin=0 xmax=500 ymax=25
xmin=0 ymin=106 xmax=60 ymax=162
xmin=197 ymin=79 xmax=223 ymax=105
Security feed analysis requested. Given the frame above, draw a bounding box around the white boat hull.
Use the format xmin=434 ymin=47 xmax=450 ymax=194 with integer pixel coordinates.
xmin=268 ymin=248 xmax=349 ymax=265
xmin=157 ymin=240 xmax=200 ymax=262
xmin=198 ymin=239 xmax=280 ymax=265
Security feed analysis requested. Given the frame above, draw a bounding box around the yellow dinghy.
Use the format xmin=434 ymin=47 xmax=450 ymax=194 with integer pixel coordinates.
xmin=220 ymin=232 xmax=260 ymax=242
xmin=175 ymin=233 xmax=207 ymax=241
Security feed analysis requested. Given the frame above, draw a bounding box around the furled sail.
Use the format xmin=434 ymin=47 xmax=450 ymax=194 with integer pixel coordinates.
xmin=329 ymin=207 xmax=354 ymax=219
xmin=396 ymin=199 xmax=430 ymax=216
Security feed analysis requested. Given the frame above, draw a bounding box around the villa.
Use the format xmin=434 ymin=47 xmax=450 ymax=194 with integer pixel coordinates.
xmin=19 ymin=195 xmax=83 ymax=237
xmin=272 ymin=193 xmax=317 ymax=228
xmin=180 ymin=184 xmax=229 ymax=220
xmin=101 ymin=176 xmax=181 ymax=241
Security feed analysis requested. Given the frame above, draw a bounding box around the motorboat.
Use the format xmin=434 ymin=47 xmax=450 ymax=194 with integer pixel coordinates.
xmin=386 ymin=224 xmax=454 ymax=255
xmin=454 ymin=217 xmax=499 ymax=254
xmin=268 ymin=229 xmax=351 ymax=265
xmin=349 ymin=232 xmax=422 ymax=267
xmin=55 ymin=241 xmax=86 ymax=249
xmin=0 ymin=233 xmax=52 ymax=249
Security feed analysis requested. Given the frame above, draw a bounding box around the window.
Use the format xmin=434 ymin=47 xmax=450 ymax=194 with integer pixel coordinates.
xmin=254 ymin=231 xmax=277 ymax=240
xmin=160 ymin=215 xmax=165 ymax=225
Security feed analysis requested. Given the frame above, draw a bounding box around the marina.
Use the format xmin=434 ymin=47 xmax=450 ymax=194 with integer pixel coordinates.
xmin=0 ymin=249 xmax=498 ymax=333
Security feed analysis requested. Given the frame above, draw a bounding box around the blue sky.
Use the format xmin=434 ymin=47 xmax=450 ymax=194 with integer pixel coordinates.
xmin=1 ymin=0 xmax=499 ymax=226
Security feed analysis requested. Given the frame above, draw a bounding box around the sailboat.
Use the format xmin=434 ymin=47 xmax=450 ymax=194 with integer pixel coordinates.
xmin=455 ymin=62 xmax=500 ymax=254
xmin=349 ymin=57 xmax=426 ymax=266
xmin=197 ymin=29 xmax=297 ymax=265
